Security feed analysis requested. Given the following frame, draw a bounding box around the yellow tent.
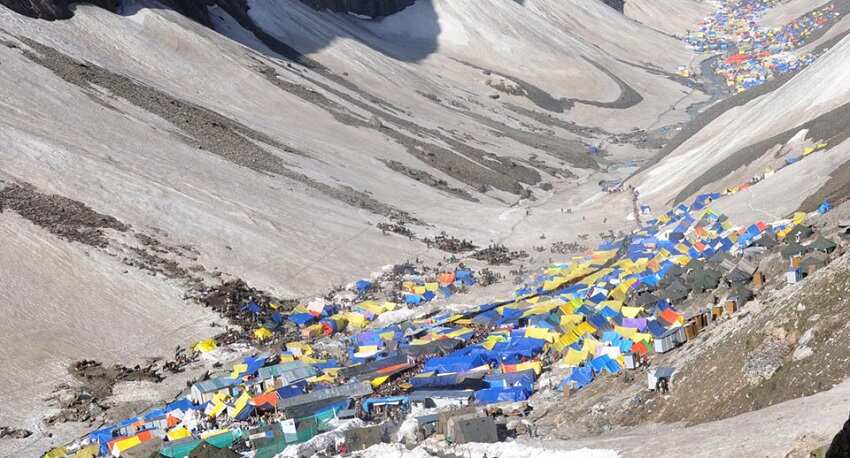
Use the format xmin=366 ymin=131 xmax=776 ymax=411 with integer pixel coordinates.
xmin=253 ymin=327 xmax=273 ymax=340
xmin=574 ymin=321 xmax=596 ymax=337
xmin=621 ymin=306 xmax=643 ymax=318
xmin=614 ymin=325 xmax=637 ymax=339
xmin=563 ymin=348 xmax=590 ymax=366
xmin=44 ymin=447 xmax=69 ymax=458
xmin=74 ymin=444 xmax=100 ymax=458
xmin=510 ymin=360 xmax=542 ymax=375
xmin=111 ymin=436 xmax=142 ymax=455
xmin=193 ymin=338 xmax=217 ymax=353
xmin=371 ymin=376 xmax=390 ymax=388
xmin=167 ymin=426 xmax=191 ymax=441
xmin=229 ymin=391 xmax=251 ymax=419
xmin=230 ymin=363 xmax=248 ymax=379
xmin=525 ymin=327 xmax=557 ymax=343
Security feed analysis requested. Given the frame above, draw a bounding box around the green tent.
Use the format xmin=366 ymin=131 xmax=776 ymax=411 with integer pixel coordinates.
xmin=188 ymin=442 xmax=240 ymax=458
xmin=159 ymin=438 xmax=201 ymax=458
xmin=781 ymin=242 xmax=808 ymax=259
xmin=786 ymin=225 xmax=814 ymax=241
xmin=808 ymin=236 xmax=837 ymax=253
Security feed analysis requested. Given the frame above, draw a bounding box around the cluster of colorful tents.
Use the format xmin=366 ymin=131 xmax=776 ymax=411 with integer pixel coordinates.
xmin=685 ymin=0 xmax=839 ymax=93
xmin=56 ymin=190 xmax=837 ymax=457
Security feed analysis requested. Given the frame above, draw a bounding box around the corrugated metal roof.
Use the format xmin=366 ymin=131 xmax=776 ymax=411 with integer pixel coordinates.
xmin=193 ymin=376 xmax=239 ymax=393
xmin=277 ymin=382 xmax=372 ymax=410
xmin=257 ymin=361 xmax=317 ymax=385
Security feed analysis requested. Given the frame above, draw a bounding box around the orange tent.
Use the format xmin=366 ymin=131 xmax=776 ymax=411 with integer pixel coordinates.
xmin=660 ymin=309 xmax=683 ymax=326
xmin=437 ymin=272 xmax=455 ymax=286
xmin=631 ymin=341 xmax=648 ymax=356
xmin=250 ymin=391 xmax=279 ymax=408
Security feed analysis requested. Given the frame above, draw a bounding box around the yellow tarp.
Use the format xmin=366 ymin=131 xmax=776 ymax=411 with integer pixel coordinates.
xmin=525 ymin=327 xmax=557 ymax=343
xmin=45 ymin=447 xmax=69 ymax=458
xmin=621 ymin=306 xmax=643 ymax=318
xmin=413 ymin=286 xmax=427 ymax=295
xmin=553 ymin=331 xmax=580 ymax=352
xmin=167 ymin=426 xmax=191 ymax=441
xmin=201 ymin=429 xmax=229 ymax=440
xmin=563 ymin=348 xmax=590 ymax=366
xmin=344 ymin=312 xmax=367 ymax=329
xmin=614 ymin=325 xmax=637 ymax=339
xmin=229 ymin=391 xmax=251 ymax=418
xmin=287 ymin=342 xmax=314 ymax=356
xmin=74 ymin=444 xmax=100 ymax=458
xmin=254 ymin=327 xmax=272 ymax=340
xmin=230 ymin=363 xmax=248 ymax=379
xmin=371 ymin=376 xmax=390 ymax=388
xmin=193 ymin=338 xmax=217 ymax=353
xmin=509 ymin=360 xmax=542 ymax=375
xmin=111 ymin=436 xmax=142 ymax=454
xmin=446 ymin=328 xmax=474 ymax=339
xmin=354 ymin=346 xmax=380 ymax=358
xmin=633 ymin=332 xmax=653 ymax=344
xmin=425 ymin=282 xmax=439 ymax=292
xmin=574 ymin=321 xmax=596 ymax=337
xmin=581 ymin=336 xmax=600 ymax=354
xmin=598 ymin=300 xmax=622 ymax=312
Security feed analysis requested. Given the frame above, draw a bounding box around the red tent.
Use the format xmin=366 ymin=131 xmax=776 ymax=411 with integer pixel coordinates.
xmin=725 ymin=53 xmax=749 ymax=64
xmin=631 ymin=341 xmax=649 ymax=356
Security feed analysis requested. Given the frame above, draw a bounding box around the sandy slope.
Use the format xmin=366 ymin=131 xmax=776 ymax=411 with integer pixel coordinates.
xmin=625 ymin=0 xmax=715 ymax=37
xmin=0 ymin=211 xmax=217 ymax=455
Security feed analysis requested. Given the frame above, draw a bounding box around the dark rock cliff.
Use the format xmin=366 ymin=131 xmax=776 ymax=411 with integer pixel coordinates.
xmin=0 ymin=0 xmax=416 ymax=21
xmin=0 ymin=0 xmax=117 ymax=20
xmin=300 ymin=0 xmax=415 ymax=17
xmin=601 ymin=0 xmax=625 ymax=13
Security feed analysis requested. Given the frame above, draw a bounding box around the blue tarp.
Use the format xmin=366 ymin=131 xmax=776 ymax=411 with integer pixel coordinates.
xmin=423 ymin=353 xmax=487 ymax=373
xmin=355 ymin=279 xmax=372 ymax=293
xmin=288 ymin=313 xmax=316 ymax=326
xmin=455 ymin=269 xmax=476 ymax=285
xmin=242 ymin=302 xmax=261 ymax=314
xmin=589 ymin=355 xmax=621 ymax=374
xmin=474 ymin=386 xmax=530 ymax=404
xmin=404 ymin=294 xmax=423 ymax=305
xmin=559 ymin=366 xmax=594 ymax=390
xmin=647 ymin=320 xmax=668 ymax=337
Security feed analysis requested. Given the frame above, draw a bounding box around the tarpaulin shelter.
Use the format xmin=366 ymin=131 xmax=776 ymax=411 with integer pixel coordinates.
xmin=474 ymin=386 xmax=530 ymax=404
xmin=808 ymin=236 xmax=837 ymax=253
xmin=559 ymin=366 xmax=594 ymax=390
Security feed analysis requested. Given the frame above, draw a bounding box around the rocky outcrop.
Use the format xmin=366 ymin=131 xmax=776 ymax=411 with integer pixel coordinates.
xmin=601 ymin=0 xmax=625 ymax=13
xmin=0 ymin=0 xmax=117 ymax=20
xmin=300 ymin=0 xmax=416 ymax=17
xmin=1 ymin=0 xmax=417 ymax=21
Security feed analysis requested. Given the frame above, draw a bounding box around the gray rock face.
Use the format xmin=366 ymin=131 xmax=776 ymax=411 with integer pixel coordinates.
xmin=0 ymin=0 xmax=416 ymax=21
xmin=0 ymin=0 xmax=117 ymax=20
xmin=300 ymin=0 xmax=416 ymax=17
xmin=601 ymin=0 xmax=625 ymax=13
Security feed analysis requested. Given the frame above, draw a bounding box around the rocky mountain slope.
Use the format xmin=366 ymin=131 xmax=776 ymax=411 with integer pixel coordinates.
xmin=2 ymin=0 xmax=850 ymax=456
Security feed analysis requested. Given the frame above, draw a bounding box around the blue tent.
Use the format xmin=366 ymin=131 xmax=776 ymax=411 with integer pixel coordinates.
xmin=647 ymin=320 xmax=668 ymax=337
xmin=404 ymin=294 xmax=423 ymax=305
xmin=288 ymin=313 xmax=316 ymax=326
xmin=423 ymin=353 xmax=487 ymax=373
xmin=818 ymin=200 xmax=832 ymax=214
xmin=242 ymin=302 xmax=261 ymax=314
xmin=559 ymin=366 xmax=594 ymax=390
xmin=455 ymin=269 xmax=476 ymax=285
xmin=355 ymin=279 xmax=372 ymax=293
xmin=589 ymin=355 xmax=621 ymax=374
xmin=474 ymin=386 xmax=530 ymax=404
